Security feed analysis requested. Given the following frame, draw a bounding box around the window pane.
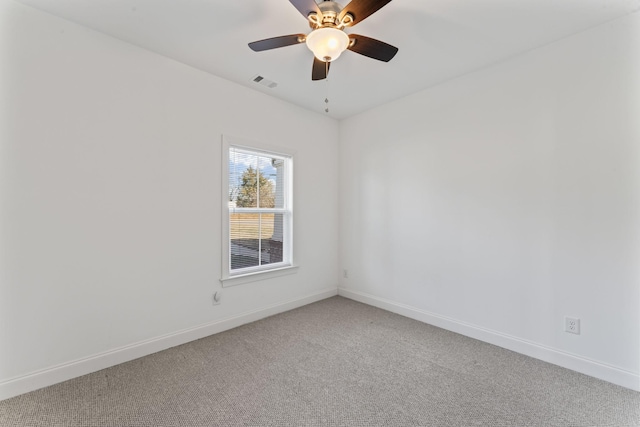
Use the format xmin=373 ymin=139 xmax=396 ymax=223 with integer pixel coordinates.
xmin=261 ymin=213 xmax=284 ymax=265
xmin=257 ymin=156 xmax=279 ymax=208
xmin=229 ymin=149 xmax=258 ymax=208
xmin=271 ymin=158 xmax=285 ymax=209
xmin=230 ymin=213 xmax=260 ymax=270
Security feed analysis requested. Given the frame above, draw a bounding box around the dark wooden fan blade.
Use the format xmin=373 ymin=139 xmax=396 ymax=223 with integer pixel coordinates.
xmin=289 ymin=0 xmax=322 ymax=19
xmin=312 ymin=57 xmax=330 ymax=81
xmin=338 ymin=0 xmax=392 ymax=26
xmin=248 ymin=34 xmax=306 ymax=52
xmin=347 ymin=34 xmax=398 ymax=62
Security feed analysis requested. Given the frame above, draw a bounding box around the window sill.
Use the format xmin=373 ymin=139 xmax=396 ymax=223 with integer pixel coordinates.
xmin=220 ymin=265 xmax=299 ymax=288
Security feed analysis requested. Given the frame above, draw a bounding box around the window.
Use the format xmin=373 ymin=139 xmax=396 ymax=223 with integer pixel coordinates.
xmin=221 ymin=136 xmax=296 ymax=286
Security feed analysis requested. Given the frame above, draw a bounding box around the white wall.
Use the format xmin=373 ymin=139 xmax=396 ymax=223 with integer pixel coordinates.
xmin=0 ymin=0 xmax=339 ymax=398
xmin=339 ymin=12 xmax=640 ymax=390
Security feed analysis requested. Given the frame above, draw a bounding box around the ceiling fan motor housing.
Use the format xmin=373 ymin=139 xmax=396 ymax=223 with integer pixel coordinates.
xmin=310 ymin=1 xmax=351 ymax=29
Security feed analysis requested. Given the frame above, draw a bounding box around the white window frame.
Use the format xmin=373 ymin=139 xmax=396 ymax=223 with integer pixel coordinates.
xmin=220 ymin=135 xmax=297 ymax=287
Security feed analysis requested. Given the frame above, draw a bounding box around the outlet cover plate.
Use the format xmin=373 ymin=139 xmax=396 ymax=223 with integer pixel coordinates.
xmin=565 ymin=317 xmax=580 ymax=334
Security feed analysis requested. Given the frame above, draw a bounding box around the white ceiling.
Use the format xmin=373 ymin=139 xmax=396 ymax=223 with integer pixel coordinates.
xmin=15 ymin=0 xmax=640 ymax=119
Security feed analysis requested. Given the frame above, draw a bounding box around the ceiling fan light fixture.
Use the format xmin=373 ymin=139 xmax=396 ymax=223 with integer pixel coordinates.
xmin=305 ymin=27 xmax=349 ymax=62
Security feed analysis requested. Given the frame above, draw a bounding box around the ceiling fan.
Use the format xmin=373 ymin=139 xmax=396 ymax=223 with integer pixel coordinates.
xmin=248 ymin=0 xmax=398 ymax=81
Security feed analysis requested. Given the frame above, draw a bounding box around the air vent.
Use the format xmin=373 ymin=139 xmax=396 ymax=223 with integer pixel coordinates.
xmin=252 ymin=75 xmax=278 ymax=89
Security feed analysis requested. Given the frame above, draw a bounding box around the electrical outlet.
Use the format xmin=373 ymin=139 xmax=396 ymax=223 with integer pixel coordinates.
xmin=565 ymin=317 xmax=580 ymax=334
xmin=343 ymin=269 xmax=348 ymax=279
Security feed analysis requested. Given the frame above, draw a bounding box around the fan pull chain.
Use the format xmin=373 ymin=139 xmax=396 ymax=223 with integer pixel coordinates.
xmin=324 ymin=61 xmax=330 ymax=114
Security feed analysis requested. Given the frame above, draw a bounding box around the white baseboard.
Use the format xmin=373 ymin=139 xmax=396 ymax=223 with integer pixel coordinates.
xmin=0 ymin=287 xmax=338 ymax=401
xmin=338 ymin=287 xmax=640 ymax=392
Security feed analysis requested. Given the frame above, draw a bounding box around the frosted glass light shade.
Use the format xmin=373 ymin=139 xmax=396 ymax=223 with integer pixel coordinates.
xmin=305 ymin=27 xmax=349 ymax=62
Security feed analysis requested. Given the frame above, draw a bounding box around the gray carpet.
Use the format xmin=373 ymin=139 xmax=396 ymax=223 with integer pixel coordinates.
xmin=1 ymin=296 xmax=639 ymax=426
